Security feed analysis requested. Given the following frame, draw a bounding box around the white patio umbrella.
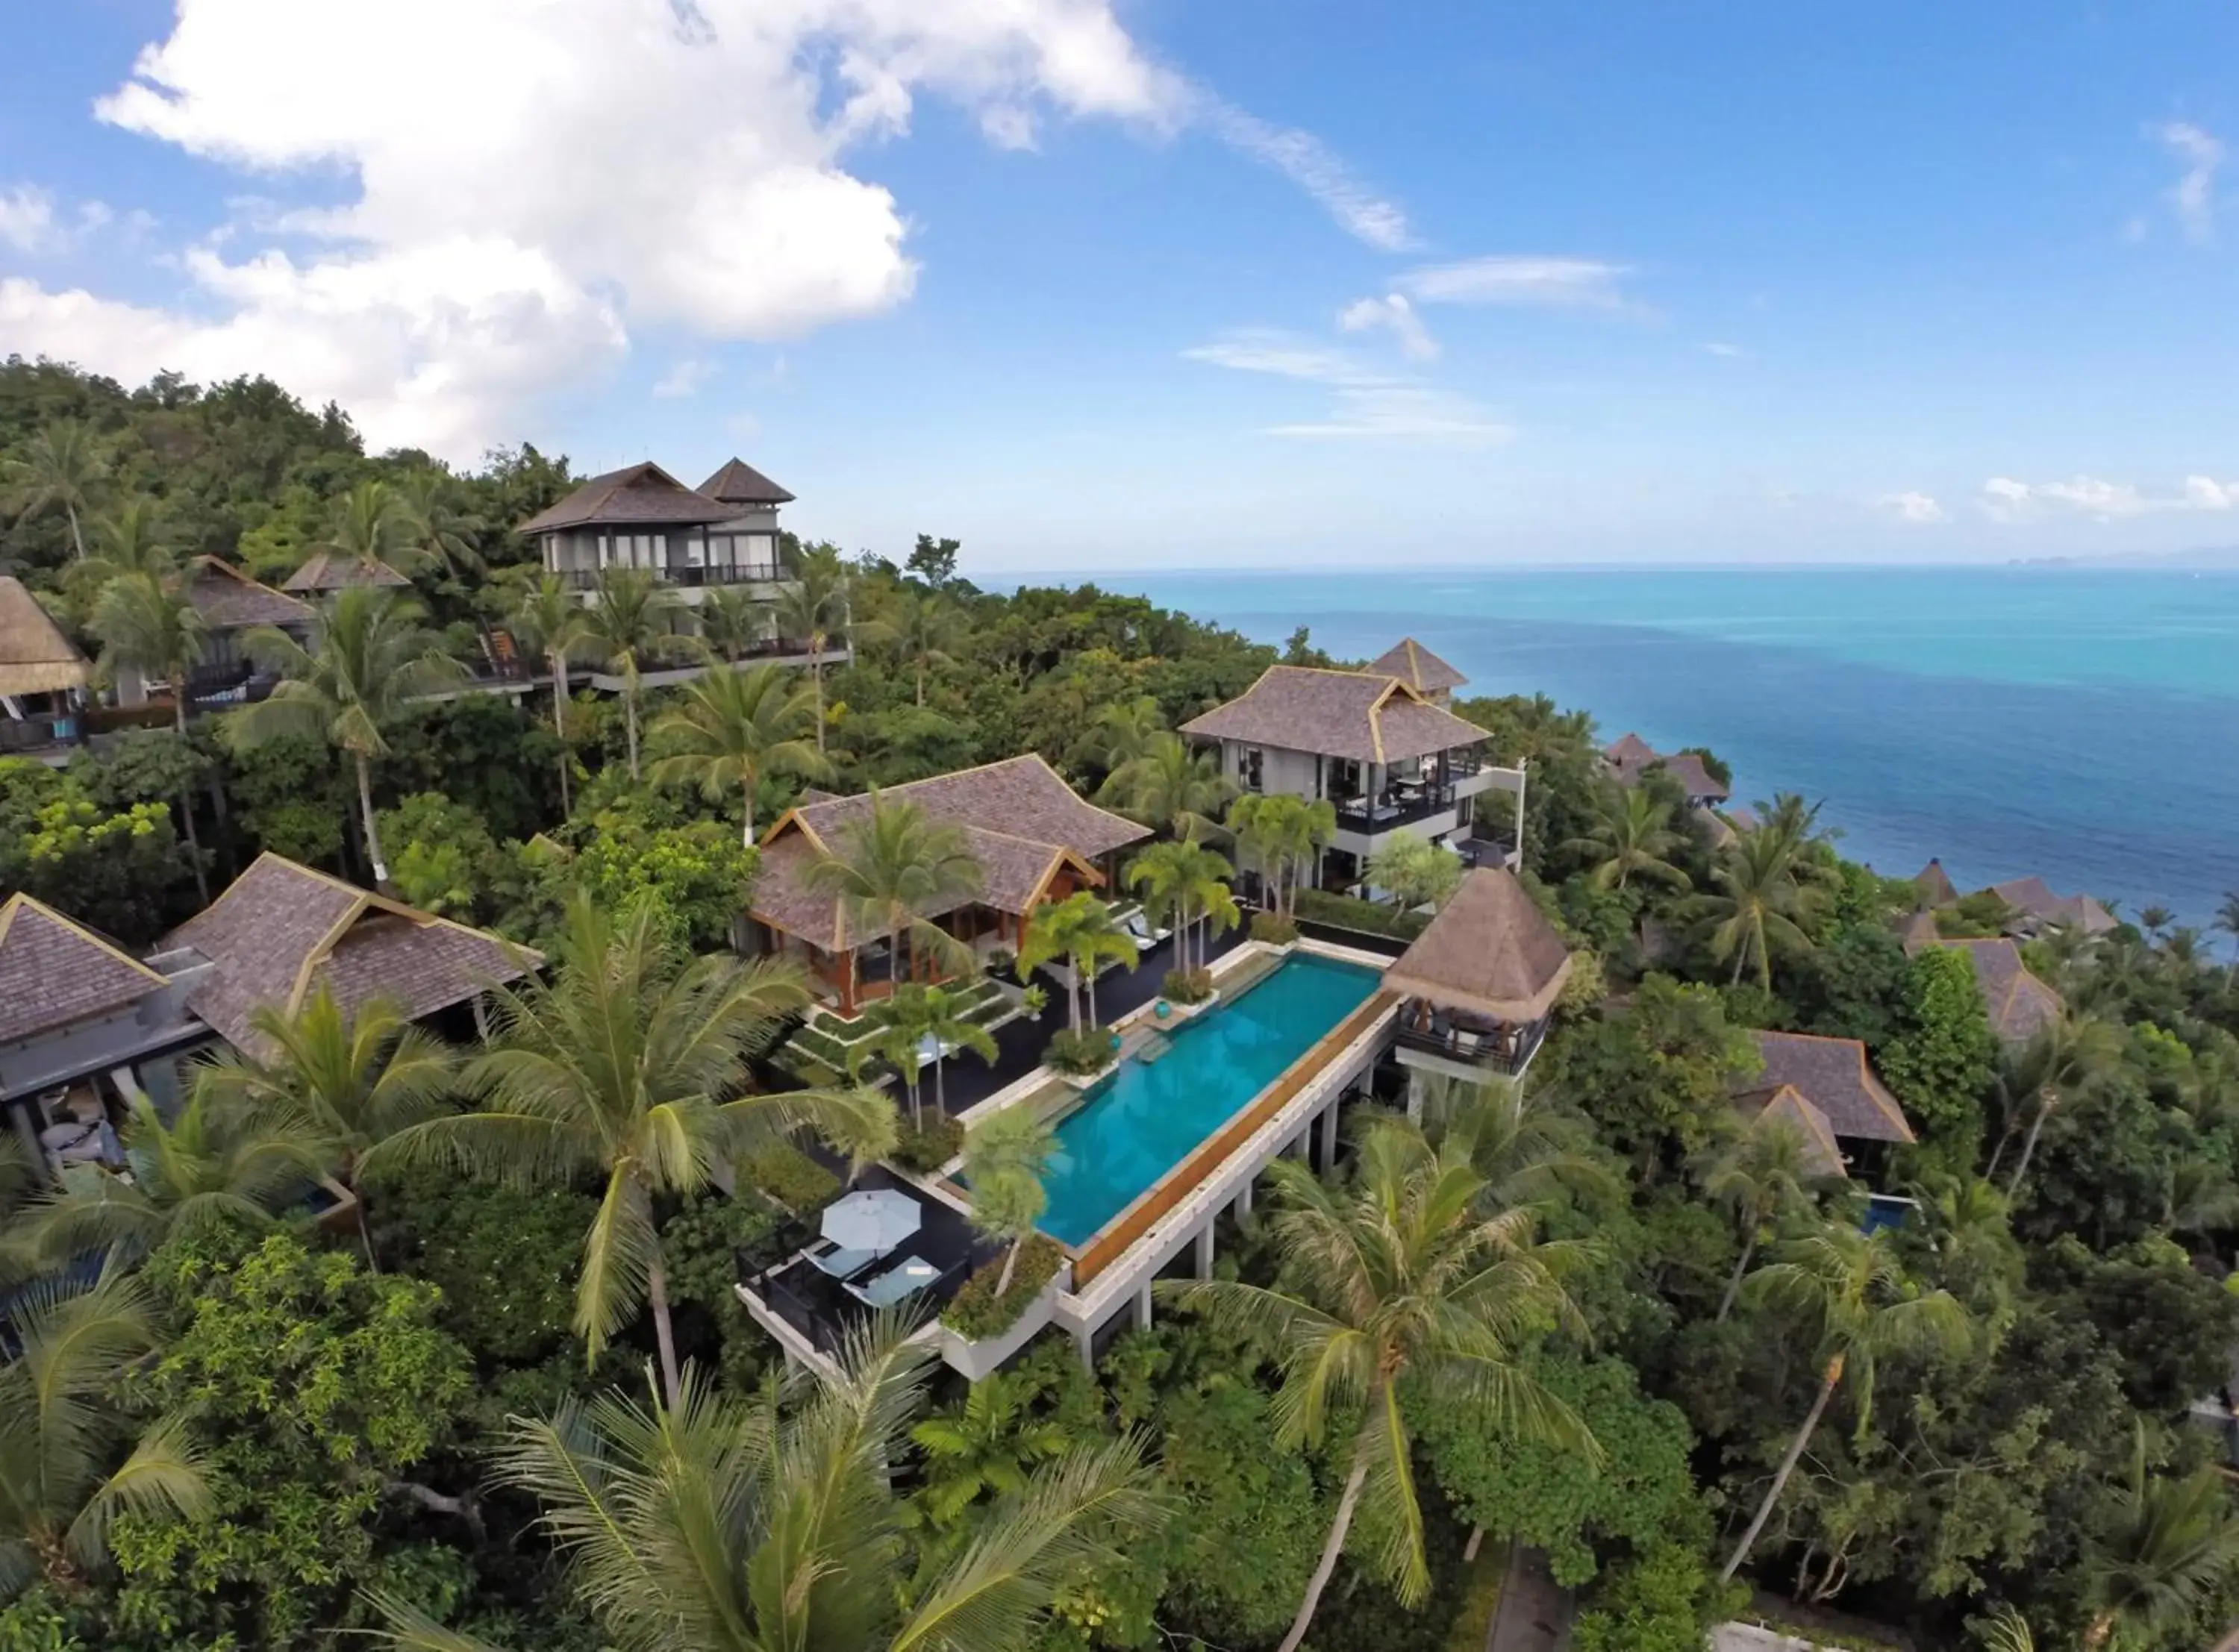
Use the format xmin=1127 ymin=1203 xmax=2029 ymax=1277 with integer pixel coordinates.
xmin=821 ymin=1188 xmax=922 ymax=1254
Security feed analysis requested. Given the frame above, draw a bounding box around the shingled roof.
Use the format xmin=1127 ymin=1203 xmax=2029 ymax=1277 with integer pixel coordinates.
xmin=163 ymin=854 xmax=536 ymax=1057
xmin=1914 ymin=858 xmax=1958 ymax=907
xmin=0 ymin=576 xmax=91 ymax=697
xmin=282 ymin=552 xmax=410 ymax=594
xmin=0 ymin=893 xmax=166 ymax=1045
xmin=1605 ymin=732 xmax=1659 ymax=778
xmin=1382 ymin=869 xmax=1574 ymax=1024
xmin=1366 ymin=639 xmax=1467 ymax=696
xmin=518 ymin=462 xmax=737 ymax=535
xmin=1178 ymin=666 xmax=1490 ymax=764
xmin=185 ymin=557 xmax=314 ymax=631
xmin=1985 ymin=877 xmax=2118 ymax=937
xmin=1734 ymin=1085 xmax=1848 ymax=1181
xmin=699 ymin=457 xmax=796 ymax=507
xmin=1740 ymin=1030 xmax=1915 ymax=1145
xmin=1655 ymin=751 xmax=1730 ymax=802
xmin=1929 ymin=937 xmax=2063 ymax=1047
xmin=749 ymin=756 xmax=1151 ymax=949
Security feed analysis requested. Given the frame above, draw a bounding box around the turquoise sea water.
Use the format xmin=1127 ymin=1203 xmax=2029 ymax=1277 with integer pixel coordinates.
xmin=1082 ymin=567 xmax=2239 ymax=931
xmin=1038 ymin=954 xmax=1380 ymax=1245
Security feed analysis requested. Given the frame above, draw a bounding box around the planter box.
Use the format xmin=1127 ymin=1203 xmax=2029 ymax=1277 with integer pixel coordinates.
xmin=1056 ymin=1059 xmax=1118 ymax=1089
xmin=938 ymin=1270 xmax=1067 ymax=1381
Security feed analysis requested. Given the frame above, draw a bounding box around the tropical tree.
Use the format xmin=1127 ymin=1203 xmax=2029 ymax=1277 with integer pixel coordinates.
xmin=1 ymin=419 xmax=106 ymax=560
xmin=582 ymin=566 xmax=685 ymax=781
xmin=1102 ymin=730 xmax=1233 ymax=840
xmin=648 ymin=662 xmax=829 ymax=845
xmin=964 ymin=1103 xmax=1057 ymax=1294
xmin=1087 ymin=693 xmax=1163 ymax=774
xmin=13 ymin=1089 xmax=335 ymax=1268
xmin=802 ymin=791 xmax=985 ymax=988
xmin=697 ymin=584 xmax=769 ymax=663
xmin=1986 ymin=1013 xmax=2122 ymax=1197
xmin=1228 ymin=792 xmax=1336 ymax=918
xmin=916 ymin=980 xmax=999 ymax=1117
xmin=846 ymin=983 xmax=995 ymax=1130
xmin=366 ymin=1329 xmax=1163 ymax=1652
xmin=78 ymin=497 xmax=178 ymax=591
xmin=2079 ymin=1425 xmax=2239 ymax=1649
xmin=1169 ymin=1120 xmax=1594 ymax=1652
xmin=194 ymin=984 xmax=458 ymax=1265
xmin=231 ymin=585 xmax=467 ymax=884
xmin=1415 ymin=1075 xmax=1620 ymax=1216
xmin=1975 ymin=1604 xmax=2036 ymax=1652
xmin=1125 ymin=839 xmax=1237 ymax=973
xmin=910 ymin=1369 xmax=1074 ymax=1529
xmin=1564 ymin=784 xmax=1692 ymax=892
xmin=1364 ymin=832 xmax=1465 ymax=913
xmin=366 ymin=895 xmax=896 ymax=1405
xmin=773 ymin=544 xmax=850 ymax=751
xmin=1017 ymin=890 xmax=1139 ymax=1030
xmin=1719 ymin=1224 xmax=1973 ymax=1583
xmin=508 ymin=572 xmax=595 ymax=811
xmin=0 ymin=1270 xmax=208 ymax=1598
xmin=320 ymin=478 xmax=416 ymax=572
xmin=394 ymin=469 xmax=484 ymax=579
xmin=1692 ymin=1116 xmax=1823 ymax=1321
xmin=1695 ymin=825 xmax=1818 ymax=989
xmin=884 ymin=586 xmax=967 ymax=706
xmin=2215 ymin=890 xmax=2239 ymax=955
xmin=86 ymin=570 xmax=213 ymax=898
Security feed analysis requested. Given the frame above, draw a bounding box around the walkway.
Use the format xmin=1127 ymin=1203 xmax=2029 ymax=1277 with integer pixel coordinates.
xmin=1486 ymin=1544 xmax=1573 ymax=1652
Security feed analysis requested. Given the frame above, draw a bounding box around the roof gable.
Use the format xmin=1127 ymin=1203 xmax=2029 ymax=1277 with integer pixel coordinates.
xmin=518 ymin=463 xmax=737 ymax=534
xmin=1934 ymin=936 xmax=2063 ymax=1045
xmin=0 ymin=576 xmax=91 ymax=695
xmin=1737 ymin=1086 xmax=1848 ymax=1181
xmin=187 ymin=557 xmax=316 ymax=630
xmin=1366 ymin=638 xmax=1467 ymax=693
xmin=1383 ymin=869 xmax=1573 ymax=1024
xmin=1178 ymin=665 xmax=1490 ymax=763
xmin=699 ymin=457 xmax=796 ymax=506
xmin=1743 ymin=1030 xmax=1915 ymax=1145
xmin=0 ymin=893 xmax=166 ymax=1044
xmin=282 ymin=552 xmax=410 ymax=593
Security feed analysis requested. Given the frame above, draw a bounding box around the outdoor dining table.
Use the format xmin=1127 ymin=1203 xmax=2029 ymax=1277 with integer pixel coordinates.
xmin=845 ymin=1257 xmax=940 ymax=1309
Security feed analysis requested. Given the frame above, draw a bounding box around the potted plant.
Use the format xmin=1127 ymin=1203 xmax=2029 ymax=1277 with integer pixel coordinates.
xmin=1020 ymin=983 xmax=1048 ymax=1021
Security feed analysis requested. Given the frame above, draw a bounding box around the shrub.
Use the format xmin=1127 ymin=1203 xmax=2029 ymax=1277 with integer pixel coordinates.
xmin=374 ymin=1166 xmax=596 ymax=1366
xmin=893 ymin=1113 xmax=965 ymax=1172
xmin=1294 ymin=886 xmax=1431 ymax=939
xmin=743 ymin=1139 xmax=840 ymax=1212
xmin=986 ymin=946 xmax=1017 ymax=976
xmin=1163 ymin=966 xmax=1215 ymax=1004
xmin=662 ymin=1192 xmax=779 ymax=1392
xmin=941 ymin=1233 xmax=1065 ymax=1340
xmin=1248 ymin=910 xmax=1299 ymax=945
xmin=1046 ymin=1026 xmax=1117 ymax=1076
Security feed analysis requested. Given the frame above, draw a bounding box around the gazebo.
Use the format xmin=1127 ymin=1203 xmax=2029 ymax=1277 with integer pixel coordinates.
xmin=1382 ymin=868 xmax=1573 ymax=1101
xmin=0 ymin=578 xmax=91 ymax=750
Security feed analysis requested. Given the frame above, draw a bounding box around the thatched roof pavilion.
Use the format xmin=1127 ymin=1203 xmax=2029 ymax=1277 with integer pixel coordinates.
xmin=0 ymin=577 xmax=90 ymax=698
xmin=1384 ymin=868 xmax=1573 ymax=1025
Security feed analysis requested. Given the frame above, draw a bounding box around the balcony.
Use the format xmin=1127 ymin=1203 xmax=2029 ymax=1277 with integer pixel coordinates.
xmin=1392 ymin=1010 xmax=1551 ymax=1080
xmin=1333 ymin=783 xmax=1461 ymax=835
xmin=552 ymin=563 xmax=793 ymax=592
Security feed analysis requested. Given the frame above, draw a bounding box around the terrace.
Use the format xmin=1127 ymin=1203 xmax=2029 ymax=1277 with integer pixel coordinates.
xmin=1381 ymin=868 xmax=1575 ymax=1093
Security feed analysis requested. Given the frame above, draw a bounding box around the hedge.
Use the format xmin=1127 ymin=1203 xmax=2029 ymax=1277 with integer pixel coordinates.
xmin=1294 ymin=887 xmax=1431 ymax=939
xmin=743 ymin=1140 xmax=840 ymax=1213
xmin=941 ymin=1233 xmax=1065 ymax=1341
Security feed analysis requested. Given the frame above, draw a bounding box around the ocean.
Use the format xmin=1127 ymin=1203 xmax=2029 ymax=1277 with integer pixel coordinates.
xmin=1075 ymin=566 xmax=2239 ymax=932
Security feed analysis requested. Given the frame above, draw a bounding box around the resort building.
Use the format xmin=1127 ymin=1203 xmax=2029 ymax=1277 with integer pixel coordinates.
xmin=519 ymin=459 xmax=797 ymax=607
xmin=1733 ymin=1030 xmax=1916 ymax=1183
xmin=0 ymin=575 xmax=91 ymax=757
xmin=1365 ymin=636 xmax=1468 ymax=706
xmin=1180 ymin=655 xmax=1526 ymax=891
xmin=282 ymin=551 xmax=412 ymax=597
xmin=745 ymin=756 xmax=1151 ymax=1013
xmin=1905 ymin=932 xmax=2064 ymax=1048
xmin=1978 ymin=875 xmax=2119 ymax=939
xmin=1384 ymin=868 xmax=1573 ymax=1087
xmin=1605 ymin=731 xmax=1731 ymax=810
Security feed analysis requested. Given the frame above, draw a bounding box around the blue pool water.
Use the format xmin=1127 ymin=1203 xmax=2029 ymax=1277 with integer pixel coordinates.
xmin=1037 ymin=954 xmax=1381 ymax=1246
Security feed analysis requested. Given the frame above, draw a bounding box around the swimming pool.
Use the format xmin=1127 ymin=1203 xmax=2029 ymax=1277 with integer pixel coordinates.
xmin=1035 ymin=953 xmax=1381 ymax=1246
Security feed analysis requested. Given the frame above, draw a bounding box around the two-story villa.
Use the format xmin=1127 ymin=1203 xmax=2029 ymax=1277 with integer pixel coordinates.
xmin=518 ymin=458 xmax=798 ymax=608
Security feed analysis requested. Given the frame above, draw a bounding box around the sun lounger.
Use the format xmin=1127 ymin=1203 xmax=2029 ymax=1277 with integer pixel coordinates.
xmin=843 ymin=1256 xmax=941 ymax=1309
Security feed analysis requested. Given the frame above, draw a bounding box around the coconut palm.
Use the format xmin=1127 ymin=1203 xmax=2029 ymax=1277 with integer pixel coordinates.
xmin=773 ymin=545 xmax=850 ymax=752
xmin=1087 ymin=694 xmax=1162 ymax=774
xmin=849 ymin=1006 xmax=931 ymax=1132
xmin=1228 ymin=792 xmax=1335 ymax=918
xmin=508 ymin=573 xmax=596 ymax=812
xmin=0 ymin=1269 xmax=209 ymax=1598
xmin=582 ymin=566 xmax=685 ymax=782
xmin=366 ymin=894 xmax=896 ymax=1406
xmin=1102 ymin=730 xmax=1233 ymax=840
xmin=2078 ymin=1425 xmax=2239 ymax=1649
xmin=917 ymin=980 xmax=999 ymax=1117
xmin=1975 ymin=1604 xmax=2036 ymax=1651
xmin=884 ymin=586 xmax=967 ymax=707
xmin=911 ymin=1368 xmax=1074 ymax=1528
xmin=1719 ymin=1224 xmax=1973 ymax=1583
xmin=1692 ymin=1116 xmax=1823 ymax=1322
xmin=195 ymin=984 xmax=458 ymax=1265
xmin=1564 ymin=784 xmax=1692 ymax=892
xmin=1125 ymin=839 xmax=1237 ymax=974
xmin=1985 ymin=1013 xmax=2122 ymax=1196
xmin=365 ymin=1327 xmax=1163 ymax=1652
xmin=14 ymin=1089 xmax=336 ymax=1268
xmin=77 ymin=498 xmax=177 ymax=592
xmin=1694 ymin=825 xmax=1817 ymax=989
xmin=86 ymin=570 xmax=213 ymax=899
xmin=394 ymin=469 xmax=484 ymax=579
xmin=964 ymin=1103 xmax=1057 ymax=1294
xmin=2 ymin=419 xmax=107 ymax=560
xmin=1167 ymin=1119 xmax=1594 ymax=1652
xmin=231 ymin=585 xmax=467 ymax=884
xmin=2216 ymin=890 xmax=2239 ymax=955
xmin=1417 ymin=1075 xmax=1620 ymax=1216
xmin=321 ymin=478 xmax=416 ymax=572
xmin=1017 ymin=892 xmax=1139 ymax=1031
xmin=802 ymin=791 xmax=985 ymax=989
xmin=648 ymin=662 xmax=828 ymax=845
xmin=696 ymin=584 xmax=769 ymax=664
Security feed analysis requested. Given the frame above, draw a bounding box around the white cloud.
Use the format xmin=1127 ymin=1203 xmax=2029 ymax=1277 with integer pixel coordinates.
xmin=2154 ymin=121 xmax=2225 ymax=243
xmin=2184 ymin=475 xmax=2239 ymax=510
xmin=1200 ymin=103 xmax=1411 ymax=250
xmin=1878 ymin=490 xmax=1945 ymax=525
xmin=0 ymin=187 xmax=116 ymax=255
xmin=652 ymin=357 xmax=718 ymax=398
xmin=1975 ymin=474 xmax=2239 ymax=522
xmin=1699 ymin=340 xmax=1744 ymax=358
xmin=1184 ymin=327 xmax=1506 ymax=444
xmin=1337 ymin=292 xmax=1437 ymax=360
xmin=1396 ymin=255 xmax=1630 ymax=309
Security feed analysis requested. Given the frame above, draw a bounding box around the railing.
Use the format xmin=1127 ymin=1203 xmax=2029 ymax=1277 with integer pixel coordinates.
xmin=1333 ymin=786 xmax=1458 ymax=833
xmin=1071 ymin=990 xmax=1396 ymax=1287
xmin=552 ymin=563 xmax=794 ymax=592
xmin=0 ymin=715 xmax=72 ymax=753
xmin=1392 ymin=1013 xmax=1547 ymax=1077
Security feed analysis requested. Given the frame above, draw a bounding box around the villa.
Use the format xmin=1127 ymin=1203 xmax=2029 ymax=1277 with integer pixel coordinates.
xmin=1384 ymin=867 xmax=1573 ymax=1088
xmin=745 ymin=755 xmax=1150 ymax=1012
xmin=0 ymin=575 xmax=91 ymax=757
xmin=1605 ymin=731 xmax=1731 ymax=809
xmin=1733 ymin=1030 xmax=1915 ymax=1183
xmin=1179 ymin=650 xmax=1526 ymax=892
xmin=1979 ymin=875 xmax=2119 ymax=939
xmin=1904 ymin=931 xmax=2064 ymax=1048
xmin=519 ymin=459 xmax=797 ymax=604
xmin=282 ymin=551 xmax=412 ymax=596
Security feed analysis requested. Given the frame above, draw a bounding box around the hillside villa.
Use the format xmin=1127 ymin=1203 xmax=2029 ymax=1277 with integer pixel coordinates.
xmin=1733 ymin=1029 xmax=1916 ymax=1185
xmin=1605 ymin=730 xmax=1732 ymax=810
xmin=519 ymin=458 xmax=797 ymax=604
xmin=0 ymin=575 xmax=91 ymax=757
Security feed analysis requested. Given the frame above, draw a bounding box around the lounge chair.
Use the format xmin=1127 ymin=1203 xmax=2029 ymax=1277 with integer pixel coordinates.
xmin=843 ymin=1256 xmax=942 ymax=1309
xmin=805 ymin=1240 xmax=878 ymax=1280
xmin=1122 ymin=910 xmax=1171 ymax=947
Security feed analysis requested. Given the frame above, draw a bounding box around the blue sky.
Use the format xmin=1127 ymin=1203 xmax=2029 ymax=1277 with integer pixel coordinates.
xmin=2 ymin=1 xmax=2237 ymax=571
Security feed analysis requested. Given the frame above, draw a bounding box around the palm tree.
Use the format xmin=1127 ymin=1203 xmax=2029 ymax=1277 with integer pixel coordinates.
xmin=1169 ymin=1120 xmax=1593 ymax=1652
xmin=195 ymin=985 xmax=458 ymax=1266
xmin=231 ymin=585 xmax=466 ymax=885
xmin=1976 ymin=1604 xmax=2036 ymax=1651
xmin=917 ymin=980 xmax=999 ymax=1117
xmin=1693 ymin=1116 xmax=1821 ymax=1322
xmin=884 ymin=586 xmax=967 ymax=707
xmin=508 ymin=573 xmax=595 ymax=812
xmin=322 ymin=478 xmax=415 ymax=572
xmin=2215 ymin=890 xmax=2239 ymax=957
xmin=696 ymin=585 xmax=768 ymax=664
xmin=2137 ymin=904 xmax=2175 ymax=941
xmin=1228 ymin=792 xmax=1335 ymax=917
xmin=1087 ymin=694 xmax=1163 ymax=774
xmin=1125 ymin=839 xmax=1237 ymax=974
xmin=394 ymin=469 xmax=484 ymax=580
xmin=1564 ymin=784 xmax=1692 ymax=892
xmin=648 ymin=662 xmax=828 ymax=845
xmin=1986 ymin=1014 xmax=2121 ymax=1196
xmin=2079 ymin=1425 xmax=2239 ymax=1649
xmin=1102 ymin=730 xmax=1233 ymax=840
xmin=78 ymin=498 xmax=177 ymax=592
xmin=1695 ymin=825 xmax=1817 ymax=989
xmin=773 ymin=545 xmax=850 ymax=752
xmin=366 ymin=895 xmax=896 ymax=1406
xmin=87 ymin=571 xmax=213 ymax=900
xmin=1017 ymin=892 xmax=1139 ymax=1031
xmin=849 ymin=1003 xmax=931 ymax=1131
xmin=802 ymin=792 xmax=985 ymax=989
xmin=964 ymin=1103 xmax=1057 ymax=1294
xmin=582 ymin=567 xmax=685 ymax=782
xmin=1417 ymin=1076 xmax=1619 ymax=1215
xmin=910 ymin=1369 xmax=1073 ymax=1528
xmin=15 ymin=1089 xmax=336 ymax=1268
xmin=1719 ymin=1224 xmax=1973 ymax=1583
xmin=366 ymin=1329 xmax=1164 ymax=1652
xmin=0 ymin=1270 xmax=208 ymax=1598
xmin=2 ymin=420 xmax=107 ymax=560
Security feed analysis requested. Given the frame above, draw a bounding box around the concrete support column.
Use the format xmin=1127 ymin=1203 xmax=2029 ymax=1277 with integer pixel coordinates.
xmin=1195 ymin=1219 xmax=1216 ymax=1280
xmin=1288 ymin=1130 xmax=1308 ymax=1161
xmin=1234 ymin=1178 xmax=1254 ymax=1218
xmin=1405 ymin=1069 xmax=1425 ymax=1124
xmin=1134 ymin=1279 xmax=1153 ymax=1331
xmin=1075 ymin=1327 xmax=1096 ymax=1377
xmin=1318 ymin=1098 xmax=1340 ymax=1170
